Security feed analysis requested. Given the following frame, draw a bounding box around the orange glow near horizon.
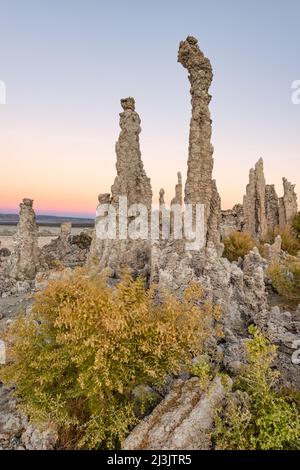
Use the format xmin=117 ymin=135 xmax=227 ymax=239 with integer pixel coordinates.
xmin=0 ymin=129 xmax=298 ymax=217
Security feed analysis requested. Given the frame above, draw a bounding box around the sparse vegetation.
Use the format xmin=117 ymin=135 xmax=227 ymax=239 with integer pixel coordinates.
xmin=190 ymin=356 xmax=213 ymax=391
xmin=214 ymin=325 xmax=300 ymax=450
xmin=222 ymin=231 xmax=255 ymax=262
xmin=265 ymin=225 xmax=300 ymax=256
xmin=268 ymin=258 xmax=300 ymax=306
xmin=0 ymin=269 xmax=221 ymax=449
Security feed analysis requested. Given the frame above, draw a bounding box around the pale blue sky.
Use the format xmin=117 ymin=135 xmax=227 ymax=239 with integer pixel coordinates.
xmin=0 ymin=0 xmax=299 ymax=216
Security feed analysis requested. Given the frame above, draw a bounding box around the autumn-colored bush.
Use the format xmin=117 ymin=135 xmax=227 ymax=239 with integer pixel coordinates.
xmin=214 ymin=325 xmax=300 ymax=450
xmin=265 ymin=225 xmax=300 ymax=256
xmin=268 ymin=258 xmax=300 ymax=306
xmin=222 ymin=231 xmax=255 ymax=262
xmin=0 ymin=269 xmax=222 ymax=449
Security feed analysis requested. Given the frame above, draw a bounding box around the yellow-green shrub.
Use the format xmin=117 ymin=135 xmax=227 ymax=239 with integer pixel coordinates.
xmin=223 ymin=231 xmax=255 ymax=262
xmin=214 ymin=325 xmax=300 ymax=450
xmin=265 ymin=225 xmax=300 ymax=256
xmin=268 ymin=258 xmax=300 ymax=306
xmin=0 ymin=269 xmax=221 ymax=449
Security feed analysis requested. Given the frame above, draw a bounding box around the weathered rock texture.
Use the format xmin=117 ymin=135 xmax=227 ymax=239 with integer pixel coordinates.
xmin=41 ymin=223 xmax=92 ymax=269
xmin=178 ymin=36 xmax=218 ymax=242
xmin=265 ymin=184 xmax=279 ymax=231
xmin=9 ymin=199 xmax=40 ymax=280
xmin=111 ymin=97 xmax=152 ymax=211
xmin=151 ymin=233 xmax=300 ymax=390
xmin=137 ymin=236 xmax=300 ymax=450
xmin=159 ymin=188 xmax=165 ymax=207
xmin=222 ymin=162 xmax=298 ymax=240
xmin=243 ymin=158 xmax=267 ymax=240
xmin=263 ymin=235 xmax=282 ymax=261
xmin=220 ymin=204 xmax=244 ymax=238
xmin=242 ymin=160 xmax=297 ymax=239
xmin=207 ymin=179 xmax=222 ymax=253
xmin=123 ymin=376 xmax=226 ymax=450
xmin=171 ymin=172 xmax=183 ymax=206
xmin=89 ymin=99 xmax=152 ymax=278
xmin=0 ymin=275 xmax=17 ymax=298
xmin=279 ymin=177 xmax=298 ymax=226
xmin=0 ymin=384 xmax=57 ymax=450
xmin=0 ymin=243 xmax=10 ymax=260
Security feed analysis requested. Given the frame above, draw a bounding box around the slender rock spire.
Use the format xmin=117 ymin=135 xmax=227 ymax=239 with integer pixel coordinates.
xmin=207 ymin=179 xmax=222 ymax=252
xmin=265 ymin=184 xmax=279 ymax=231
xmin=171 ymin=172 xmax=183 ymax=206
xmin=89 ymin=98 xmax=152 ymax=278
xmin=279 ymin=177 xmax=298 ymax=226
xmin=243 ymin=158 xmax=267 ymax=239
xmin=111 ymin=97 xmax=152 ymax=211
xmin=178 ymin=36 xmax=214 ymax=237
xmin=159 ymin=188 xmax=165 ymax=207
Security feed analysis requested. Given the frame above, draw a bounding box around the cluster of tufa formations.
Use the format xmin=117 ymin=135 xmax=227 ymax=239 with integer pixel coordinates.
xmin=2 ymin=35 xmax=297 ymax=291
xmin=0 ymin=35 xmax=300 ymax=450
xmin=221 ymin=158 xmax=298 ymax=239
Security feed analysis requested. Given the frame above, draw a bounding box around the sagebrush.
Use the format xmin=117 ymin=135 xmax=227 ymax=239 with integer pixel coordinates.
xmin=222 ymin=231 xmax=255 ymax=262
xmin=265 ymin=225 xmax=300 ymax=256
xmin=268 ymin=257 xmax=300 ymax=306
xmin=0 ymin=269 xmax=222 ymax=449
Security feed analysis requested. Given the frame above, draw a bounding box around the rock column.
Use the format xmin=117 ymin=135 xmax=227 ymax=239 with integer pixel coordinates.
xmin=10 ymin=199 xmax=40 ymax=280
xmin=171 ymin=172 xmax=183 ymax=206
xmin=279 ymin=178 xmax=298 ymax=226
xmin=265 ymin=184 xmax=279 ymax=232
xmin=91 ymin=98 xmax=152 ymax=277
xmin=243 ymin=158 xmax=267 ymax=239
xmin=178 ymin=36 xmax=214 ymax=239
xmin=111 ymin=97 xmax=152 ymax=211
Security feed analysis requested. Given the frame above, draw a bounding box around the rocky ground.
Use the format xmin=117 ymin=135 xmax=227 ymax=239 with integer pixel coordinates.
xmin=0 ymin=218 xmax=92 ymax=450
xmin=0 ymin=293 xmax=58 ymax=450
xmin=0 ymin=293 xmax=31 ymax=332
xmin=1 ymin=206 xmax=300 ymax=450
xmin=0 ymin=224 xmax=89 ymax=252
xmin=1 ymin=258 xmax=299 ymax=450
xmin=0 ymin=235 xmax=57 ymax=251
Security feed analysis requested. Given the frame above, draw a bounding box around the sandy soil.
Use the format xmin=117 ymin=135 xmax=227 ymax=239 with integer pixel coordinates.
xmin=0 ymin=236 xmax=55 ymax=251
xmin=0 ymin=225 xmax=87 ymax=251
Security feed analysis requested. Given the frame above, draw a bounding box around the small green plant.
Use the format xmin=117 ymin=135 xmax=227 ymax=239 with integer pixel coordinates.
xmin=0 ymin=269 xmax=221 ymax=449
xmin=268 ymin=258 xmax=300 ymax=306
xmin=191 ymin=356 xmax=213 ymax=391
xmin=223 ymin=231 xmax=255 ymax=262
xmin=214 ymin=325 xmax=300 ymax=450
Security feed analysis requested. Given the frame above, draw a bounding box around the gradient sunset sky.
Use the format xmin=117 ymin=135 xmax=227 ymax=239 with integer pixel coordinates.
xmin=0 ymin=0 xmax=299 ymax=217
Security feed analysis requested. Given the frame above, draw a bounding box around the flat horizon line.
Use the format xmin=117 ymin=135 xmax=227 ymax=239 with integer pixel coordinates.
xmin=0 ymin=212 xmax=95 ymax=219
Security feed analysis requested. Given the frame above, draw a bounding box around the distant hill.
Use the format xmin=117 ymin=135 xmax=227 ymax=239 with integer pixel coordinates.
xmin=0 ymin=214 xmax=94 ymax=227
